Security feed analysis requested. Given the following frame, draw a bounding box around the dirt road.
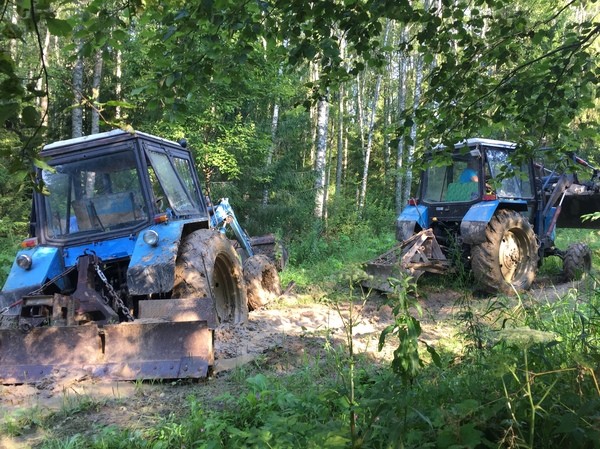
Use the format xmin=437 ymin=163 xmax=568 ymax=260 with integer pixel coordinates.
xmin=0 ymin=280 xmax=582 ymax=448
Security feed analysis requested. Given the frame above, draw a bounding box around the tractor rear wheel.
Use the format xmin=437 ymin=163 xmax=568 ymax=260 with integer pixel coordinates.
xmin=471 ymin=209 xmax=538 ymax=294
xmin=563 ymin=242 xmax=592 ymax=281
xmin=173 ymin=229 xmax=248 ymax=324
xmin=244 ymin=254 xmax=281 ymax=311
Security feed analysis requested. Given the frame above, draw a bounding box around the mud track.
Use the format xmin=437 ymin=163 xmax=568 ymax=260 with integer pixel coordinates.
xmin=0 ymin=279 xmax=585 ymax=448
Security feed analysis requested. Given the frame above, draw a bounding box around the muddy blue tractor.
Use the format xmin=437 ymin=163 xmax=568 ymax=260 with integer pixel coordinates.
xmin=0 ymin=130 xmax=282 ymax=383
xmin=365 ymin=138 xmax=599 ymax=294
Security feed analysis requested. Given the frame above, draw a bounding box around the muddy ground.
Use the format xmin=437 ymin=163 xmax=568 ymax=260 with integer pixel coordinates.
xmin=0 ymin=278 xmax=585 ymax=449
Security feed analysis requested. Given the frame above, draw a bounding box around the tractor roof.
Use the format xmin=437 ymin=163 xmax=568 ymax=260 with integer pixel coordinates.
xmin=42 ymin=129 xmax=183 ymax=155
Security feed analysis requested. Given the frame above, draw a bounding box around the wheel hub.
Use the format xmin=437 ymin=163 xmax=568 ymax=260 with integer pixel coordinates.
xmin=500 ymin=231 xmax=521 ymax=279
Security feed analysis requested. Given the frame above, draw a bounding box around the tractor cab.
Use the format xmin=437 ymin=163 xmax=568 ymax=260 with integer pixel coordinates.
xmin=399 ymin=138 xmax=536 ymax=243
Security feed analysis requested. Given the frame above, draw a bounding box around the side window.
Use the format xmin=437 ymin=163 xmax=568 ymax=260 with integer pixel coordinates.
xmin=172 ymin=157 xmax=201 ymax=207
xmin=146 ymin=150 xmax=197 ymax=213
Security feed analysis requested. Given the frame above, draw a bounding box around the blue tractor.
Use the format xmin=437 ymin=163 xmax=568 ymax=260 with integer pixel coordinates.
xmin=0 ymin=130 xmax=283 ymax=383
xmin=365 ymin=138 xmax=598 ymax=294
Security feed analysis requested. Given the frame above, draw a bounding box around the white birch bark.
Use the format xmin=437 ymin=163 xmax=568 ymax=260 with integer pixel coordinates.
xmin=335 ymin=83 xmax=345 ymax=196
xmin=314 ymin=92 xmax=329 ymax=219
xmin=358 ymin=20 xmax=390 ymax=212
xmin=38 ymin=30 xmax=50 ymax=126
xmin=262 ymin=102 xmax=280 ymax=205
xmin=115 ymin=49 xmax=122 ymax=119
xmin=395 ymin=26 xmax=409 ymax=214
xmin=90 ymin=48 xmax=103 ymax=134
xmin=335 ymin=36 xmax=347 ymax=196
xmin=71 ymin=41 xmax=84 ymax=138
xmin=402 ymin=51 xmax=423 ymax=207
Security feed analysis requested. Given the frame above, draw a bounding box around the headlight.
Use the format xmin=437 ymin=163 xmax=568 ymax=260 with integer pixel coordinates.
xmin=16 ymin=254 xmax=32 ymax=270
xmin=143 ymin=230 xmax=159 ymax=246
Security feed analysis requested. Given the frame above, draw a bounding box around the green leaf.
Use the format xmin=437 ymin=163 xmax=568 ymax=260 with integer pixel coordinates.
xmin=21 ymin=106 xmax=40 ymax=127
xmin=2 ymin=23 xmax=24 ymax=40
xmin=46 ymin=18 xmax=72 ymax=37
xmin=0 ymin=102 xmax=19 ymax=122
xmin=33 ymin=158 xmax=55 ymax=172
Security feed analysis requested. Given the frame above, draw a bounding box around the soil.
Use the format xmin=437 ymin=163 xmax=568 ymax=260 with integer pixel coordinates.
xmin=0 ymin=276 xmax=587 ymax=449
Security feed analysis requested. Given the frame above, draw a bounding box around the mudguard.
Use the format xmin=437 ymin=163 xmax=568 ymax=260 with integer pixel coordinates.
xmin=1 ymin=247 xmax=64 ymax=309
xmin=127 ymin=221 xmax=185 ymax=295
xmin=396 ymin=205 xmax=429 ymax=242
xmin=461 ymin=200 xmax=528 ymax=244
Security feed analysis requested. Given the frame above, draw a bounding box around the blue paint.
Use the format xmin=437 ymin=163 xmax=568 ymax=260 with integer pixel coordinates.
xmin=2 ymin=246 xmax=64 ymax=292
xmin=129 ymin=221 xmax=185 ymax=271
xmin=462 ymin=200 xmax=499 ymax=224
xmin=398 ymin=205 xmax=429 ymax=229
xmin=62 ymin=236 xmax=138 ymax=267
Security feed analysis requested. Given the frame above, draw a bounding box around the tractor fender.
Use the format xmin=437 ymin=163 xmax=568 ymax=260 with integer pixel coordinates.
xmin=1 ymin=247 xmax=64 ymax=308
xmin=461 ymin=199 xmax=529 ymax=245
xmin=127 ymin=221 xmax=186 ymax=295
xmin=396 ymin=205 xmax=429 ymax=241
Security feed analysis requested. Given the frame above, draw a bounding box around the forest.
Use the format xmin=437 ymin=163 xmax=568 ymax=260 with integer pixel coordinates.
xmin=1 ymin=0 xmax=600 ymax=448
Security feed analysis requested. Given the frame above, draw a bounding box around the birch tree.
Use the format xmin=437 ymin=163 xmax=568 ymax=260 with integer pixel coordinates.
xmin=90 ymin=49 xmax=104 ymax=134
xmin=395 ymin=26 xmax=409 ymax=214
xmin=314 ymin=92 xmax=330 ymax=219
xmin=358 ymin=21 xmax=390 ymax=212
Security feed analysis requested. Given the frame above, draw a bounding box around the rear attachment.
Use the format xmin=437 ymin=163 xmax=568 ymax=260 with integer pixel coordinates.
xmin=362 ymin=229 xmax=451 ymax=293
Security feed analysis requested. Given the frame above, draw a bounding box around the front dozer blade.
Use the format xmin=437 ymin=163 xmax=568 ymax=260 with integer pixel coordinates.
xmin=362 ymin=229 xmax=451 ymax=293
xmin=0 ymin=299 xmax=215 ymax=384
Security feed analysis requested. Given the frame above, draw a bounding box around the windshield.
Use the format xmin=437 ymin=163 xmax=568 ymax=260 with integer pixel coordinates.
xmin=43 ymin=150 xmax=149 ymax=238
xmin=422 ymin=157 xmax=480 ymax=203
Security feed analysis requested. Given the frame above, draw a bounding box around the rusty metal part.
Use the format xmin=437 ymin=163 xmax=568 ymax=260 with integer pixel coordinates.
xmin=362 ymin=228 xmax=451 ymax=292
xmin=18 ymin=294 xmax=77 ymax=331
xmin=0 ymin=320 xmax=212 ymax=383
xmin=73 ymin=255 xmax=119 ymax=324
xmin=93 ymin=259 xmax=134 ymax=322
xmin=0 ymin=297 xmax=216 ymax=383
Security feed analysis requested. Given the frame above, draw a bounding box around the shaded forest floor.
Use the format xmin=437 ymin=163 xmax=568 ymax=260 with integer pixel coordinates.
xmin=0 ymin=275 xmax=586 ymax=449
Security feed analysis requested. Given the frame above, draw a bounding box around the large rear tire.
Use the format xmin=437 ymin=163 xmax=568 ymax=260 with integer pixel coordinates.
xmin=173 ymin=229 xmax=248 ymax=324
xmin=244 ymin=254 xmax=281 ymax=311
xmin=471 ymin=209 xmax=538 ymax=294
xmin=563 ymin=242 xmax=592 ymax=281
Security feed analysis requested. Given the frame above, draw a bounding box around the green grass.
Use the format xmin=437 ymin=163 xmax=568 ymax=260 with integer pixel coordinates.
xmin=35 ymin=283 xmax=600 ymax=448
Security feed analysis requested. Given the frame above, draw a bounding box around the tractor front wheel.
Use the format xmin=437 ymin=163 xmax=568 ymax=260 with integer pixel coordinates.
xmin=173 ymin=229 xmax=248 ymax=324
xmin=563 ymin=242 xmax=592 ymax=281
xmin=471 ymin=209 xmax=538 ymax=294
xmin=244 ymin=254 xmax=281 ymax=311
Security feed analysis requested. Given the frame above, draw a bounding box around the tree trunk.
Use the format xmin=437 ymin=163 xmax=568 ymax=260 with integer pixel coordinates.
xmin=90 ymin=48 xmax=103 ymax=134
xmin=401 ymin=1 xmax=430 ymax=205
xmin=38 ymin=29 xmax=50 ymax=127
xmin=356 ymin=74 xmax=366 ymax=155
xmin=334 ymin=35 xmax=347 ymax=198
xmin=358 ymin=20 xmax=390 ymax=213
xmin=335 ymin=82 xmax=345 ymax=197
xmin=314 ymin=92 xmax=329 ymax=219
xmin=402 ymin=51 xmax=424 ymax=207
xmin=395 ymin=26 xmax=409 ymax=214
xmin=71 ymin=42 xmax=84 ymax=138
xmin=115 ymin=49 xmax=122 ymax=119
xmin=262 ymin=102 xmax=279 ymax=206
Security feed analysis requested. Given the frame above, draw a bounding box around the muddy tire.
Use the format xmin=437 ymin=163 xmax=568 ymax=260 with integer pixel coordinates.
xmin=244 ymin=254 xmax=282 ymax=311
xmin=173 ymin=229 xmax=248 ymax=324
xmin=563 ymin=242 xmax=592 ymax=281
xmin=471 ymin=209 xmax=538 ymax=294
